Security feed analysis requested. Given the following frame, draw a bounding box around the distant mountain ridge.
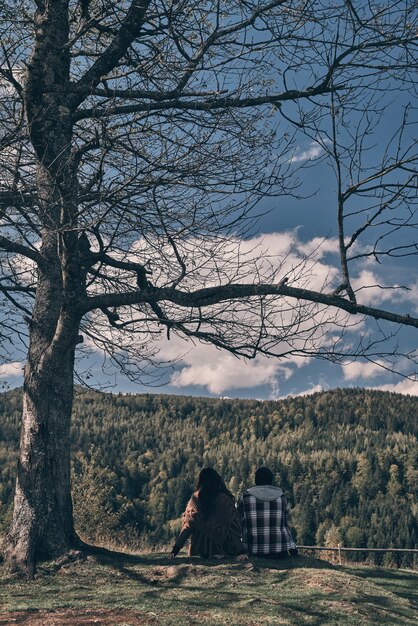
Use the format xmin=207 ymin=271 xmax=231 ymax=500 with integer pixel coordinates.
xmin=1 ymin=387 xmax=417 ymax=566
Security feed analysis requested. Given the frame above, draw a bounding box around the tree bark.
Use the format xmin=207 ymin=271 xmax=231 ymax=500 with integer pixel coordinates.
xmin=4 ymin=0 xmax=82 ymax=575
xmin=4 ymin=220 xmax=82 ymax=575
xmin=5 ymin=346 xmax=77 ymax=577
xmin=3 ymin=170 xmax=82 ymax=576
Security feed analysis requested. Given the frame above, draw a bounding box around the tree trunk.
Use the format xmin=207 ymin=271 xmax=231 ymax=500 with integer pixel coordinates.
xmin=5 ymin=349 xmax=77 ymax=577
xmin=2 ymin=0 xmax=85 ymax=577
xmin=4 ymin=208 xmax=83 ymax=576
xmin=4 ymin=247 xmax=81 ymax=576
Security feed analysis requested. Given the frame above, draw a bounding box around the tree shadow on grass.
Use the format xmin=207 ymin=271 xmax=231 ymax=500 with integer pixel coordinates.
xmin=79 ymin=543 xmax=332 ymax=572
xmin=92 ymin=553 xmax=256 ymax=589
xmin=250 ymin=554 xmax=335 ymax=571
xmin=345 ymin=566 xmax=418 ymax=605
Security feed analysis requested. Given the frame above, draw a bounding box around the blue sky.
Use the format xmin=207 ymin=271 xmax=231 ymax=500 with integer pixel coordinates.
xmin=4 ymin=137 xmax=417 ymax=401
xmin=1 ymin=37 xmax=417 ymax=400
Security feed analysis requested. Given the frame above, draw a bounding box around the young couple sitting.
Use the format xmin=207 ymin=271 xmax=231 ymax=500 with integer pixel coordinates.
xmin=169 ymin=466 xmax=297 ymax=561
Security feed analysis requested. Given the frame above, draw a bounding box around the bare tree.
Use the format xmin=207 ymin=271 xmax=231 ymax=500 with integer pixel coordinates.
xmin=0 ymin=0 xmax=417 ymax=575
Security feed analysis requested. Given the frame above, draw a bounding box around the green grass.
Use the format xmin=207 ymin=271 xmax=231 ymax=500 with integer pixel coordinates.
xmin=0 ymin=551 xmax=417 ymax=625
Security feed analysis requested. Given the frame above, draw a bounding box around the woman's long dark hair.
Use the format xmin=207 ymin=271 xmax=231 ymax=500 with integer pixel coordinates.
xmin=196 ymin=467 xmax=232 ymax=518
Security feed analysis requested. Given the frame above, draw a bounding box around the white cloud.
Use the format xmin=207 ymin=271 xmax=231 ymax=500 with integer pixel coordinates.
xmin=171 ymin=344 xmax=290 ymax=394
xmin=290 ymin=141 xmax=325 ymax=163
xmin=342 ymin=360 xmax=385 ymax=381
xmin=0 ymin=361 xmax=24 ymax=378
xmin=84 ymin=229 xmax=408 ymax=397
xmin=233 ymin=230 xmax=340 ymax=292
xmin=298 ymin=383 xmax=327 ymax=396
xmin=398 ymin=279 xmax=418 ymax=313
xmin=297 ymin=237 xmax=339 ymax=259
xmin=370 ymin=379 xmax=418 ymax=396
xmin=351 ymin=270 xmax=410 ymax=307
xmin=174 ymin=358 xmax=275 ymax=395
xmin=238 ymin=230 xmax=296 ymax=257
xmin=277 ymin=383 xmax=327 ymax=399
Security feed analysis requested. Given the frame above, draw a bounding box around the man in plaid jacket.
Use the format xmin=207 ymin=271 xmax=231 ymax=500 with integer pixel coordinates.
xmin=237 ymin=466 xmax=298 ymax=558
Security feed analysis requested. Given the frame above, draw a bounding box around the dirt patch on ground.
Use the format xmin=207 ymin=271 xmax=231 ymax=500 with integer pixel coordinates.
xmin=288 ymin=570 xmax=344 ymax=594
xmin=134 ymin=563 xmax=208 ymax=585
xmin=0 ymin=609 xmax=159 ymax=625
xmin=324 ymin=600 xmax=359 ymax=614
xmin=149 ymin=564 xmax=203 ymax=579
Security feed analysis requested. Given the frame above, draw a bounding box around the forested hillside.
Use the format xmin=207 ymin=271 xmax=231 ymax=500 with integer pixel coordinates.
xmin=0 ymin=388 xmax=417 ymax=566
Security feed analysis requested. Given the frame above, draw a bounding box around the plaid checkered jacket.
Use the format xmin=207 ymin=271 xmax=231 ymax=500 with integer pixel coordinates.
xmin=237 ymin=485 xmax=296 ymax=555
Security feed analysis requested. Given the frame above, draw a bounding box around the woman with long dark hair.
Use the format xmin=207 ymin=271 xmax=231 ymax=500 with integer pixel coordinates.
xmin=169 ymin=468 xmax=248 ymax=561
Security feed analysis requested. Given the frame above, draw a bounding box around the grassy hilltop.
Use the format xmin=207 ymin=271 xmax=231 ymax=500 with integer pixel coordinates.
xmin=1 ymin=387 xmax=417 ymax=623
xmin=0 ymin=551 xmax=417 ymax=626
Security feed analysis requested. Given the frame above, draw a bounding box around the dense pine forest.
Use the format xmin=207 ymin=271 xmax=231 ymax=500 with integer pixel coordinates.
xmin=0 ymin=387 xmax=417 ymax=566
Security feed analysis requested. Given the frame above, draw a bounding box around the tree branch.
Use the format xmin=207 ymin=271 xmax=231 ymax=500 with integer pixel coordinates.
xmin=0 ymin=236 xmax=43 ymax=264
xmin=71 ymin=0 xmax=152 ymax=108
xmin=0 ymin=284 xmax=36 ymax=293
xmin=73 ymin=85 xmax=336 ymax=121
xmin=82 ymin=282 xmax=418 ymax=329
